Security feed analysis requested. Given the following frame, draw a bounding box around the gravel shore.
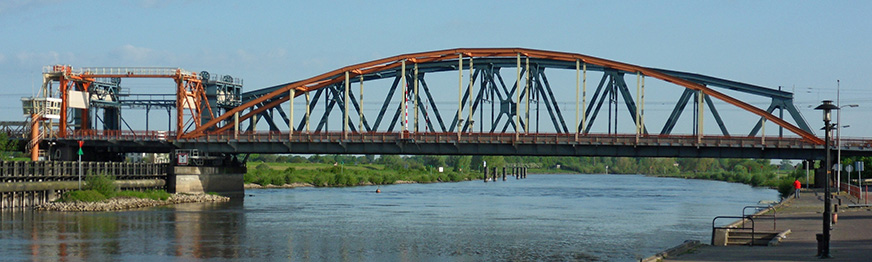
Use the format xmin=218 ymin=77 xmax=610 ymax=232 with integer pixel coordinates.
xmin=34 ymin=193 xmax=230 ymax=212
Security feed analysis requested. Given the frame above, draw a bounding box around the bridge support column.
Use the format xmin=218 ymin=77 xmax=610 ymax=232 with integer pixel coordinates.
xmin=169 ymin=164 xmax=245 ymax=197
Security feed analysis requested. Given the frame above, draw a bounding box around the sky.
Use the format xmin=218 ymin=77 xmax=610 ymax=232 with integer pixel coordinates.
xmin=1 ymin=0 xmax=870 ymax=138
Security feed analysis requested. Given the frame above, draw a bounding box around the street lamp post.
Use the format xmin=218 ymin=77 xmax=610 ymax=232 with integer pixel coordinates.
xmin=815 ymin=100 xmax=838 ymax=258
xmin=837 ymin=104 xmax=859 ymax=192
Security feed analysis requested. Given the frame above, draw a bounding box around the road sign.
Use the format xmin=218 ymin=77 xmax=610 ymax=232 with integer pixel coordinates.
xmin=77 ymin=140 xmax=84 ymax=156
xmin=177 ymin=152 xmax=189 ymax=166
xmin=858 ymin=161 xmax=865 ymax=172
xmin=846 ymin=164 xmax=853 ymax=173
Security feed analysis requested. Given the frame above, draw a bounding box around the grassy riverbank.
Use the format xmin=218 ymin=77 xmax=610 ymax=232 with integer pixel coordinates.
xmin=244 ymin=162 xmax=481 ymax=187
xmin=59 ymin=174 xmax=171 ymax=202
xmin=649 ymin=170 xmax=801 ymax=198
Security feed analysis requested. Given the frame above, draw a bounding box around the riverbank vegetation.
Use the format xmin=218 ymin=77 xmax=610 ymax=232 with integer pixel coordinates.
xmin=244 ymin=154 xmax=817 ymax=197
xmin=59 ymin=174 xmax=170 ymax=202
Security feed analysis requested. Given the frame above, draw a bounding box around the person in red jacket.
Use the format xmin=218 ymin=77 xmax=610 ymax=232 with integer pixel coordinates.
xmin=793 ymin=179 xmax=802 ymax=198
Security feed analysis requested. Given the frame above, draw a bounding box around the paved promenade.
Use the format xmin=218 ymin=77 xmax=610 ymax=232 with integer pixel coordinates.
xmin=664 ymin=188 xmax=872 ymax=261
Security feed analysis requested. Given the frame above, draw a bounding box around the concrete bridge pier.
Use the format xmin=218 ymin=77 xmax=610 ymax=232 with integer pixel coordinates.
xmin=169 ymin=164 xmax=246 ymax=197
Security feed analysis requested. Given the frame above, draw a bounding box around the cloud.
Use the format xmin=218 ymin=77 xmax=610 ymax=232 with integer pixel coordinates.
xmin=15 ymin=51 xmax=75 ymax=67
xmin=113 ymin=44 xmax=155 ymax=62
xmin=0 ymin=0 xmax=65 ymax=15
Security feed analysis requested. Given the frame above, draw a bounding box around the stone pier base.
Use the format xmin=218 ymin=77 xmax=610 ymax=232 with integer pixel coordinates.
xmin=169 ymin=166 xmax=246 ymax=197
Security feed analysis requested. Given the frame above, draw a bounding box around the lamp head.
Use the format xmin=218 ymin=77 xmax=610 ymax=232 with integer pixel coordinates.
xmin=815 ymin=100 xmax=838 ymax=122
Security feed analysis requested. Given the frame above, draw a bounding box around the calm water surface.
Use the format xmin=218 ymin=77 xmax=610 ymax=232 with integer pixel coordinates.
xmin=0 ymin=174 xmax=778 ymax=261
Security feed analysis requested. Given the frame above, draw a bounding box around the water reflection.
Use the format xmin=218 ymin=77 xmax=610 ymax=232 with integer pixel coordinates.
xmin=0 ymin=200 xmax=242 ymax=261
xmin=1 ymin=175 xmax=778 ymax=262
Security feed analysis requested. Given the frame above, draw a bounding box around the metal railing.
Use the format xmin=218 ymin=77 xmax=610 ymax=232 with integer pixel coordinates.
xmin=43 ymin=65 xmax=196 ymax=78
xmin=743 ymin=205 xmax=777 ymax=230
xmin=712 ymin=216 xmax=755 ymax=246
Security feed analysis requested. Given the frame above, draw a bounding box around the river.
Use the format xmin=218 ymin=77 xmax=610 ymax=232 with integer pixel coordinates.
xmin=0 ymin=174 xmax=778 ymax=261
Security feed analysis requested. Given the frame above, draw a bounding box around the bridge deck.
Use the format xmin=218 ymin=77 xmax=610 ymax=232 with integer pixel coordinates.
xmin=32 ymin=130 xmax=872 ymax=159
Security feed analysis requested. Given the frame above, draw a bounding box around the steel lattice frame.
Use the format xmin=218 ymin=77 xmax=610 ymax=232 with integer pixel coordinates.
xmin=183 ymin=48 xmax=821 ymax=145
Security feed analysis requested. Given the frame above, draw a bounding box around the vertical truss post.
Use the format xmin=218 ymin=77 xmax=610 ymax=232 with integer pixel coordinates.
xmin=305 ymin=91 xmax=310 ymax=134
xmin=234 ymin=111 xmax=239 ymax=139
xmin=697 ymin=90 xmax=704 ymax=144
xmin=344 ymin=71 xmax=350 ymax=139
xmin=468 ymin=57 xmax=474 ymax=133
xmin=582 ymin=62 xmax=587 ymax=135
xmin=176 ymin=79 xmax=184 ymax=138
xmin=636 ymin=72 xmax=641 ymax=143
xmin=525 ymin=57 xmax=530 ymax=134
xmin=641 ymin=75 xmax=646 ymax=135
xmin=515 ymin=53 xmax=521 ymax=140
xmin=575 ymin=59 xmax=580 ymax=141
xmin=59 ymin=77 xmax=69 ymax=137
xmin=762 ymin=118 xmax=766 ymax=145
xmin=414 ymin=64 xmax=419 ymax=133
xmin=457 ymin=54 xmax=462 ymax=141
xmin=401 ymin=60 xmax=407 ymax=139
xmin=359 ymin=75 xmax=364 ymax=133
xmin=289 ymin=89 xmax=295 ymax=140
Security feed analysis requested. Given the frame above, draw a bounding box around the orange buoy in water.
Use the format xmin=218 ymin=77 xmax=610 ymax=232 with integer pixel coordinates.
xmin=376 ymin=187 xmax=381 ymax=193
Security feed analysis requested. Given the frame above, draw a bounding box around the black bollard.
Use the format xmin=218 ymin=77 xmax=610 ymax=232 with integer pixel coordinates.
xmin=493 ymin=167 xmax=498 ymax=182
xmin=484 ymin=167 xmax=488 ymax=183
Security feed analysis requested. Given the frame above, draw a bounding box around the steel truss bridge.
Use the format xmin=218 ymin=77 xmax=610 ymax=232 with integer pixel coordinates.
xmin=19 ymin=48 xmax=872 ymax=161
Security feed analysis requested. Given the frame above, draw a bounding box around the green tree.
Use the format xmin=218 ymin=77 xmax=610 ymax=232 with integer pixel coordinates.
xmin=482 ymin=156 xmax=506 ymax=169
xmin=454 ymin=156 xmax=471 ymax=172
xmin=0 ymin=132 xmax=15 ymax=159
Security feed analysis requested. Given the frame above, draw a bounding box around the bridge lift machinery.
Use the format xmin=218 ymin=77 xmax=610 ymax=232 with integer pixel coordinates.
xmin=22 ymin=65 xmax=242 ymax=161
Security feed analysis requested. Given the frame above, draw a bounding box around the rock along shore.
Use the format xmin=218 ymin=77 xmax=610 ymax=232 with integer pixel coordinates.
xmin=34 ymin=193 xmax=230 ymax=212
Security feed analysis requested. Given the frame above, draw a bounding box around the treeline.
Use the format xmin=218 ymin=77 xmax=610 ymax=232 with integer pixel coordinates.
xmin=244 ymin=164 xmax=480 ymax=187
xmin=247 ymin=154 xmax=791 ymax=176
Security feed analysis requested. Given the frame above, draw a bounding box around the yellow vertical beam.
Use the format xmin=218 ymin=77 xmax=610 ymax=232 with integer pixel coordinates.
xmin=344 ymin=71 xmax=350 ymax=139
xmin=289 ymin=89 xmax=295 ymax=140
xmin=233 ymin=111 xmax=239 ymax=139
xmin=582 ymin=63 xmax=587 ymax=135
xmin=515 ymin=53 xmax=521 ymax=139
xmin=359 ymin=75 xmax=364 ymax=132
xmin=458 ymin=54 xmax=462 ymax=140
xmin=305 ymin=91 xmax=310 ymax=134
xmin=468 ymin=57 xmax=474 ymax=133
xmin=697 ymin=91 xmax=704 ymax=143
xmin=575 ymin=59 xmax=579 ymax=142
xmin=414 ymin=64 xmax=419 ymax=133
xmin=639 ymin=75 xmax=645 ymax=133
xmin=525 ymin=56 xmax=530 ymax=134
xmin=401 ymin=60 xmax=406 ymax=139
xmin=762 ymin=118 xmax=766 ymax=145
xmin=636 ymin=72 xmax=641 ymax=143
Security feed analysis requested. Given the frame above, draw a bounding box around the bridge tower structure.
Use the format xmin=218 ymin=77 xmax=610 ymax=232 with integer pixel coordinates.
xmin=22 ymin=65 xmax=244 ymax=161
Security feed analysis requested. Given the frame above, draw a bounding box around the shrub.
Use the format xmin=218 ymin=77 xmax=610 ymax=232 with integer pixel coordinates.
xmin=749 ymin=173 xmax=766 ymax=187
xmin=255 ymin=163 xmax=270 ymax=170
xmin=777 ymin=178 xmax=795 ymax=199
xmin=60 ymin=190 xmax=107 ymax=202
xmin=86 ymin=174 xmax=118 ymax=197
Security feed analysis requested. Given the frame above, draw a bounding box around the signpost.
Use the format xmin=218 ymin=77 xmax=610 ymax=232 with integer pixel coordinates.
xmin=78 ymin=140 xmax=83 ymax=190
xmin=858 ymin=161 xmax=866 ymax=203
